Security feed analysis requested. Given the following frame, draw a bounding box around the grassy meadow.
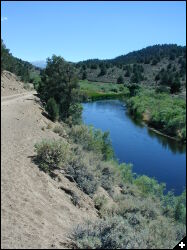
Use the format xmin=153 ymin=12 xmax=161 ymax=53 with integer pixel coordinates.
xmin=79 ymin=80 xmax=130 ymax=101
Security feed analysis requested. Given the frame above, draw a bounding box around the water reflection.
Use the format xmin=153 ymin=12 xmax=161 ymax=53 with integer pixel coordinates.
xmin=147 ymin=130 xmax=186 ymax=154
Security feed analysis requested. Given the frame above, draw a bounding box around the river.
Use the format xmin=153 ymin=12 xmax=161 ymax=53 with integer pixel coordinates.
xmin=82 ymin=100 xmax=186 ymax=195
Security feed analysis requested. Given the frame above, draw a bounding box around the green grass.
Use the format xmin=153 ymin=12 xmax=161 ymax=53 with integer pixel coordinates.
xmin=79 ymin=80 xmax=129 ymax=101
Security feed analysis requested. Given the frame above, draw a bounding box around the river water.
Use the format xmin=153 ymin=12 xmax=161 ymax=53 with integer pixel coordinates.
xmin=82 ymin=100 xmax=186 ymax=195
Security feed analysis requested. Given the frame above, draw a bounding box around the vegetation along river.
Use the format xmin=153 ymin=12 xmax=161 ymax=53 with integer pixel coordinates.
xmin=82 ymin=100 xmax=186 ymax=195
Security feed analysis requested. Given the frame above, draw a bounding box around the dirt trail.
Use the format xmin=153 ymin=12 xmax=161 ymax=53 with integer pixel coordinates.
xmin=1 ymin=92 xmax=97 ymax=249
xmin=1 ymin=92 xmax=36 ymax=106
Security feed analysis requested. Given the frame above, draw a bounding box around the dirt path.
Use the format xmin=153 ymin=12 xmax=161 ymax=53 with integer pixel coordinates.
xmin=1 ymin=92 xmax=36 ymax=106
xmin=1 ymin=92 xmax=97 ymax=249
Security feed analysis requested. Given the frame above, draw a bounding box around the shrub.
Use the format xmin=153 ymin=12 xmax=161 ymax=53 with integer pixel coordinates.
xmin=174 ymin=190 xmax=186 ymax=224
xmin=69 ymin=125 xmax=114 ymax=161
xmin=34 ymin=140 xmax=70 ymax=172
xmin=66 ymin=103 xmax=83 ymax=125
xmin=73 ymin=216 xmax=141 ymax=249
xmin=94 ymin=195 xmax=108 ymax=213
xmin=118 ymin=163 xmax=134 ymax=183
xmin=73 ymin=214 xmax=183 ymax=249
xmin=46 ymin=97 xmax=59 ymax=121
xmin=134 ymin=175 xmax=166 ymax=197
xmin=100 ymin=165 xmax=117 ymax=192
xmin=53 ymin=125 xmax=68 ymax=138
xmin=73 ymin=215 xmax=180 ymax=249
xmin=67 ymin=153 xmax=99 ymax=196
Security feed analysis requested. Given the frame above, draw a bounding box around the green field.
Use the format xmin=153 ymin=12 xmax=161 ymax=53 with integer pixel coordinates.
xmin=79 ymin=80 xmax=129 ymax=101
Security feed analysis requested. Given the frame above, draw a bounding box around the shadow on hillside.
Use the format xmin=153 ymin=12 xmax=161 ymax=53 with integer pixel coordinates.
xmin=41 ymin=111 xmax=52 ymax=121
xmin=28 ymin=155 xmax=59 ymax=179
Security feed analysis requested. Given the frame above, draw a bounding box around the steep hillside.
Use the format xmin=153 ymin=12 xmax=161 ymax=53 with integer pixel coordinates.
xmin=1 ymin=73 xmax=98 ymax=249
xmin=1 ymin=39 xmax=41 ymax=83
xmin=1 ymin=70 xmax=29 ymax=96
xmin=76 ymin=44 xmax=186 ymax=92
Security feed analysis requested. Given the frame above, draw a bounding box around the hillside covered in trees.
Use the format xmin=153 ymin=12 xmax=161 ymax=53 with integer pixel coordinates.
xmin=1 ymin=39 xmax=41 ymax=85
xmin=76 ymin=44 xmax=186 ymax=94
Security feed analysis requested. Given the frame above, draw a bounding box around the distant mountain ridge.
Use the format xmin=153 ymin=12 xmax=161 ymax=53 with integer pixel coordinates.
xmin=77 ymin=44 xmax=186 ymax=65
xmin=30 ymin=60 xmax=46 ymax=69
xmin=75 ymin=44 xmax=186 ymax=89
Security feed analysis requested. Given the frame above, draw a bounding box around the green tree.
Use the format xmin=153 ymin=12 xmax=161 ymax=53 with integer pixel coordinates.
xmin=128 ymin=84 xmax=140 ymax=96
xmin=124 ymin=65 xmax=132 ymax=77
xmin=117 ymin=76 xmax=124 ymax=84
xmin=46 ymin=97 xmax=59 ymax=121
xmin=82 ymin=71 xmax=87 ymax=80
xmin=38 ymin=55 xmax=82 ymax=123
xmin=98 ymin=64 xmax=107 ymax=77
xmin=170 ymin=76 xmax=181 ymax=93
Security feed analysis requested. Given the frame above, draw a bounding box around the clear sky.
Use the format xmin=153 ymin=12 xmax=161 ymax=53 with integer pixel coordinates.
xmin=1 ymin=1 xmax=186 ymax=62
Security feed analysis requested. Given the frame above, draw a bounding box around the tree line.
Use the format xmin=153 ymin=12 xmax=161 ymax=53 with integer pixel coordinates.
xmin=1 ymin=39 xmax=40 ymax=82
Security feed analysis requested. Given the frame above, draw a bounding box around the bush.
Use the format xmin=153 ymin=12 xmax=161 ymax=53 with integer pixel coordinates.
xmin=53 ymin=124 xmax=68 ymax=138
xmin=73 ymin=210 xmax=185 ymax=249
xmin=174 ymin=190 xmax=186 ymax=223
xmin=67 ymin=152 xmax=99 ymax=196
xmin=100 ymin=164 xmax=118 ymax=192
xmin=134 ymin=175 xmax=166 ymax=197
xmin=73 ymin=216 xmax=142 ymax=249
xmin=69 ymin=125 xmax=114 ymax=161
xmin=46 ymin=97 xmax=59 ymax=121
xmin=66 ymin=103 xmax=83 ymax=126
xmin=72 ymin=215 xmax=181 ymax=249
xmin=94 ymin=195 xmax=108 ymax=212
xmin=34 ymin=140 xmax=70 ymax=172
xmin=118 ymin=163 xmax=134 ymax=183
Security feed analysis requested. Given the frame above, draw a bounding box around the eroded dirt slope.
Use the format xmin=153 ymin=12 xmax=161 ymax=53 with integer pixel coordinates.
xmin=1 ymin=70 xmax=28 ymax=96
xmin=1 ymin=78 xmax=97 ymax=249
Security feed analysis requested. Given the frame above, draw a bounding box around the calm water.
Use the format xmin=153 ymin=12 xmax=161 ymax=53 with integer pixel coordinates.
xmin=82 ymin=100 xmax=186 ymax=195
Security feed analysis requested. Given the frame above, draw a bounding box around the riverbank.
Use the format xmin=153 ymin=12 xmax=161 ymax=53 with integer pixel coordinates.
xmin=126 ymin=89 xmax=186 ymax=143
xmin=129 ymin=112 xmax=185 ymax=143
xmin=146 ymin=124 xmax=184 ymax=142
xmin=79 ymin=80 xmax=186 ymax=143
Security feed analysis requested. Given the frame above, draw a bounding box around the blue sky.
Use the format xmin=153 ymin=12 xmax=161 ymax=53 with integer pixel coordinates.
xmin=1 ymin=1 xmax=186 ymax=62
